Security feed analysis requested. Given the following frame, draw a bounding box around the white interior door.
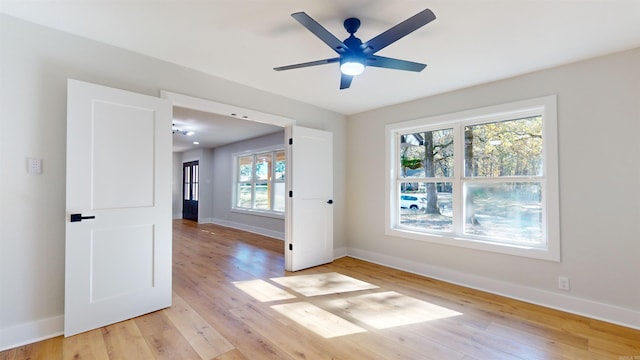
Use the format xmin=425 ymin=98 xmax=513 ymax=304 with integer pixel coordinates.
xmin=65 ymin=79 xmax=172 ymax=336
xmin=286 ymin=126 xmax=333 ymax=271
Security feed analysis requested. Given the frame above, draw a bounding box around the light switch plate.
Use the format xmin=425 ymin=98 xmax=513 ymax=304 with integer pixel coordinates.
xmin=27 ymin=157 xmax=42 ymax=174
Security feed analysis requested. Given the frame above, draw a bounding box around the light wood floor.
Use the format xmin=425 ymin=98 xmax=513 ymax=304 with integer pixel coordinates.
xmin=2 ymin=220 xmax=639 ymax=359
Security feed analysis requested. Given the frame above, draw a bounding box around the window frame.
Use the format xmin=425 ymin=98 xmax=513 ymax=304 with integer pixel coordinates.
xmin=385 ymin=95 xmax=560 ymax=261
xmin=232 ymin=145 xmax=286 ymax=218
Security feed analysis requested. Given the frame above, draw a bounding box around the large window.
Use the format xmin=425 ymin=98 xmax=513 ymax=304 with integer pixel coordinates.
xmin=235 ymin=148 xmax=286 ymax=215
xmin=386 ymin=96 xmax=559 ymax=261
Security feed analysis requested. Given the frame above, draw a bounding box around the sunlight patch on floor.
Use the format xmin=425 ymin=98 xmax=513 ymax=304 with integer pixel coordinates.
xmin=271 ymin=302 xmax=367 ymax=338
xmin=271 ymin=272 xmax=379 ymax=297
xmin=232 ymin=279 xmax=296 ymax=302
xmin=325 ymin=291 xmax=463 ymax=329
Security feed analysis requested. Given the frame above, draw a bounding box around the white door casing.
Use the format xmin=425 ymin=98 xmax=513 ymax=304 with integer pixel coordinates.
xmin=65 ymin=79 xmax=172 ymax=336
xmin=286 ymin=126 xmax=334 ymax=271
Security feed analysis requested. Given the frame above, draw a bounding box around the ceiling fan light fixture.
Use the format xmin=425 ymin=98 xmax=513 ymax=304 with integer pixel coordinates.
xmin=340 ymin=59 xmax=365 ymax=76
xmin=172 ymin=123 xmax=196 ymax=136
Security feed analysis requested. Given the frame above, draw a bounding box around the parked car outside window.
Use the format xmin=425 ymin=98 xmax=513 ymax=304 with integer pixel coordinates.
xmin=400 ymin=194 xmax=426 ymax=209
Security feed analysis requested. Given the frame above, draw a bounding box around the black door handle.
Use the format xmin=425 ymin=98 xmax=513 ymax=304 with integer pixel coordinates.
xmin=70 ymin=213 xmax=96 ymax=222
xmin=327 ymin=199 xmax=334 ymax=204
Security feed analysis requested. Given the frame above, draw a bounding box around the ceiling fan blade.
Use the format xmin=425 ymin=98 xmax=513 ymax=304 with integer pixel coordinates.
xmin=362 ymin=9 xmax=436 ymax=55
xmin=274 ymin=57 xmax=340 ymax=71
xmin=366 ymin=55 xmax=426 ymax=72
xmin=291 ymin=12 xmax=349 ymax=53
xmin=340 ymin=74 xmax=353 ymax=89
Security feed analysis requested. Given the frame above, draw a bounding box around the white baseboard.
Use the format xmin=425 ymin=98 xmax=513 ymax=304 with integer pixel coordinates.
xmin=347 ymin=247 xmax=640 ymax=330
xmin=202 ymin=218 xmax=285 ymax=240
xmin=172 ymin=213 xmax=182 ymax=220
xmin=0 ymin=315 xmax=63 ymax=352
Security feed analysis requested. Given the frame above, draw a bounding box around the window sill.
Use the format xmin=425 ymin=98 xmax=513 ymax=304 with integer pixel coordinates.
xmin=386 ymin=227 xmax=560 ymax=262
xmin=231 ymin=208 xmax=285 ymax=220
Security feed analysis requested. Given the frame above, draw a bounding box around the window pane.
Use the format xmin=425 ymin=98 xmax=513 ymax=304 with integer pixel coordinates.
xmin=399 ymin=182 xmax=453 ymax=232
xmin=464 ymin=116 xmax=542 ymax=177
xmin=400 ymin=128 xmax=454 ymax=179
xmin=183 ymin=166 xmax=190 ymax=201
xmin=255 ymin=153 xmax=272 ymax=181
xmin=183 ymin=184 xmax=190 ymax=200
xmin=275 ymin=151 xmax=286 ymax=180
xmin=192 ymin=165 xmax=199 ymax=201
xmin=238 ymin=156 xmax=253 ymax=182
xmin=237 ymin=183 xmax=252 ymax=208
xmin=273 ymin=182 xmax=285 ymax=212
xmin=254 ymin=182 xmax=269 ymax=210
xmin=464 ymin=182 xmax=542 ymax=244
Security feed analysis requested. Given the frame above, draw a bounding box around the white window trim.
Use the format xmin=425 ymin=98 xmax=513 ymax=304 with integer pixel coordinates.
xmin=385 ymin=95 xmax=560 ymax=261
xmin=232 ymin=144 xmax=286 ymax=218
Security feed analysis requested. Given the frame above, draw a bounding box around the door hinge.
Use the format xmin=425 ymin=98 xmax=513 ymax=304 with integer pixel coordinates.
xmin=289 ymin=190 xmax=293 ymax=198
xmin=289 ymin=138 xmax=293 ymax=145
xmin=289 ymin=243 xmax=293 ymax=251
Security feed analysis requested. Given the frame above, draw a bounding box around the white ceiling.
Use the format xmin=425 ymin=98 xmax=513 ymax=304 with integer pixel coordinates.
xmin=172 ymin=107 xmax=282 ymax=152
xmin=3 ymin=0 xmax=640 ymax=150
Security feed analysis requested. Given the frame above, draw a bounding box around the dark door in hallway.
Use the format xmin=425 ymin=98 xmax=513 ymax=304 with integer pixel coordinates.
xmin=182 ymin=161 xmax=199 ymax=221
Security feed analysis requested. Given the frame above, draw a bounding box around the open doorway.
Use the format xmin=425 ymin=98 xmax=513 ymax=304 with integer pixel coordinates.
xmin=165 ymin=92 xmax=292 ymax=233
xmin=162 ymin=91 xmax=334 ymax=271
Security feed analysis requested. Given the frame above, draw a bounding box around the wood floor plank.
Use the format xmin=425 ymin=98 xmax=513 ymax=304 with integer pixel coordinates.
xmin=230 ymin=302 xmax=384 ymax=360
xmin=134 ymin=310 xmax=201 ymax=360
xmin=485 ymin=322 xmax=611 ymax=360
xmin=164 ymin=291 xmax=235 ymax=359
xmin=173 ymin=278 xmax=295 ymax=360
xmin=63 ymin=328 xmax=109 ymax=360
xmin=101 ymin=319 xmax=155 ymax=360
xmin=214 ymin=349 xmax=249 ymax=360
xmin=0 ymin=349 xmax=16 ymax=360
xmin=230 ymin=303 xmax=337 ymax=360
xmin=1 ymin=337 xmax=63 ymax=360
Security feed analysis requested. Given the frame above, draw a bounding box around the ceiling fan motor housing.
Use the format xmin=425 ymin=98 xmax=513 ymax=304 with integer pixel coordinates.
xmin=344 ymin=17 xmax=361 ymax=34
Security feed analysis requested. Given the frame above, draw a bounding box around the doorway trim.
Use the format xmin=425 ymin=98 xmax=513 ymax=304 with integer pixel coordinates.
xmin=160 ymin=91 xmax=295 ymax=128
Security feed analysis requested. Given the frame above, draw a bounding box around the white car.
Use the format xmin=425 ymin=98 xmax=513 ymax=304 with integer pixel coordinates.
xmin=400 ymin=194 xmax=426 ymax=209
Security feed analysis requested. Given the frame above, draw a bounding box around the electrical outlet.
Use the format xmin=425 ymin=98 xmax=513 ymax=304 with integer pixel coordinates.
xmin=27 ymin=157 xmax=42 ymax=174
xmin=558 ymin=276 xmax=570 ymax=291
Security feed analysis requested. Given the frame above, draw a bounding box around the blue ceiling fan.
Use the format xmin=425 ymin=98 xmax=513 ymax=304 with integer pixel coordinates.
xmin=274 ymin=9 xmax=436 ymax=89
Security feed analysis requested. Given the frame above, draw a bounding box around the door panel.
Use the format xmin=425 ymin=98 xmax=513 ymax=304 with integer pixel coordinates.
xmin=286 ymin=126 xmax=333 ymax=271
xmin=90 ymin=225 xmax=154 ymax=301
xmin=92 ymin=101 xmax=155 ymax=209
xmin=65 ymin=79 xmax=172 ymax=337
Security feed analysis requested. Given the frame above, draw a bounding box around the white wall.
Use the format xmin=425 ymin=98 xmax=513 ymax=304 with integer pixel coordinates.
xmin=0 ymin=15 xmax=347 ymax=350
xmin=346 ymin=47 xmax=640 ymax=329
